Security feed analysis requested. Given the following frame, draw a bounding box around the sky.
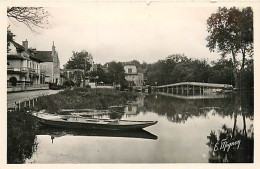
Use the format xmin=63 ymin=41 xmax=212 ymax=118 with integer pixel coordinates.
xmin=7 ymin=2 xmax=251 ymax=67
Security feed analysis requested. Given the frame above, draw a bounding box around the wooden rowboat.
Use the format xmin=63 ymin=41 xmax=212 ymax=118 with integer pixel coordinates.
xmin=38 ymin=126 xmax=158 ymax=140
xmin=32 ymin=112 xmax=157 ymax=130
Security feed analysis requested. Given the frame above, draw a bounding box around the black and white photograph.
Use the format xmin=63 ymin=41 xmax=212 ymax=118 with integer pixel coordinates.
xmin=2 ymin=0 xmax=260 ymax=167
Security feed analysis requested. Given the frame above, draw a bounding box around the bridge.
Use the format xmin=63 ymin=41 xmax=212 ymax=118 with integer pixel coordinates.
xmin=155 ymin=82 xmax=233 ymax=95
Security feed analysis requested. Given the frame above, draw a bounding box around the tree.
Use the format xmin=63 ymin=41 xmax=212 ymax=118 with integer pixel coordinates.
xmin=107 ymin=62 xmax=126 ymax=89
xmin=65 ymin=51 xmax=92 ymax=70
xmin=209 ymin=59 xmax=235 ymax=85
xmin=7 ymin=27 xmax=15 ymax=52
xmin=64 ymin=51 xmax=92 ymax=87
xmin=7 ymin=7 xmax=50 ymax=33
xmin=90 ymin=64 xmax=109 ymax=84
xmin=147 ymin=54 xmax=211 ymax=85
xmin=206 ymin=7 xmax=253 ymax=88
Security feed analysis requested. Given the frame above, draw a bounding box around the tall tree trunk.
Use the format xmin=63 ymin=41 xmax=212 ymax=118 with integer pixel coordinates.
xmin=241 ymin=47 xmax=246 ymax=71
xmin=241 ymin=91 xmax=247 ymax=138
xmin=242 ymin=111 xmax=247 ymax=138
xmin=231 ymin=50 xmax=239 ymax=89
xmin=240 ymin=48 xmax=246 ymax=89
xmin=232 ymin=111 xmax=237 ymax=138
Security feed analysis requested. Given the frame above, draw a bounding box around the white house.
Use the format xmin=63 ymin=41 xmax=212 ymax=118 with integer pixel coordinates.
xmin=124 ymin=64 xmax=147 ymax=88
xmin=35 ymin=42 xmax=61 ymax=85
xmin=7 ymin=39 xmax=48 ymax=92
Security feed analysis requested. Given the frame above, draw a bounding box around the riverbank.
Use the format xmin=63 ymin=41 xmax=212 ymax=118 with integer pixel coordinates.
xmin=32 ymin=88 xmax=138 ymax=114
xmin=7 ymin=88 xmax=138 ymax=163
xmin=7 ymin=109 xmax=39 ymax=163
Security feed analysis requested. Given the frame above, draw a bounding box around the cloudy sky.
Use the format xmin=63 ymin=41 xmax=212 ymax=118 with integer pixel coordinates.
xmin=7 ymin=2 xmax=251 ymax=67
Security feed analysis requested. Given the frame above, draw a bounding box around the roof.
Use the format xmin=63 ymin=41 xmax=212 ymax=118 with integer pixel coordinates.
xmin=8 ymin=41 xmax=44 ymax=62
xmin=30 ymin=55 xmax=44 ymax=63
xmin=7 ymin=54 xmax=28 ymax=60
xmin=103 ymin=62 xmax=110 ymax=67
xmin=137 ymin=69 xmax=147 ymax=74
xmin=35 ymin=51 xmax=53 ymax=62
xmin=10 ymin=41 xmax=25 ymax=52
xmin=123 ymin=63 xmax=136 ymax=66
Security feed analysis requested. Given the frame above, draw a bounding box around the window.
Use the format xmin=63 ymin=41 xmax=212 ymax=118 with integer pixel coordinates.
xmin=128 ymin=68 xmax=132 ymax=74
xmin=128 ymin=105 xmax=132 ymax=111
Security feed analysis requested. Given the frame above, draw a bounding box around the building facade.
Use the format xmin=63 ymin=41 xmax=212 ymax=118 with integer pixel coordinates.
xmin=35 ymin=42 xmax=61 ymax=85
xmin=124 ymin=64 xmax=147 ymax=88
xmin=7 ymin=39 xmax=48 ymax=92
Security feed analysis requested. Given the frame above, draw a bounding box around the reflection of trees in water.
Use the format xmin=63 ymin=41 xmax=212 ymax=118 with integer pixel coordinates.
xmin=7 ymin=110 xmax=38 ymax=163
xmin=207 ymin=124 xmax=253 ymax=163
xmin=143 ymin=92 xmax=253 ymax=123
xmin=109 ymin=112 xmax=124 ymax=119
xmin=207 ymin=91 xmax=254 ymax=163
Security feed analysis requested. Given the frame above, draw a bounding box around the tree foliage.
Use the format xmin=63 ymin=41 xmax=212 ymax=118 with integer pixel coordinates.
xmin=107 ymin=61 xmax=126 ymax=86
xmin=209 ymin=59 xmax=235 ymax=86
xmin=206 ymin=7 xmax=253 ymax=61
xmin=7 ymin=7 xmax=50 ymax=33
xmin=145 ymin=53 xmax=254 ymax=89
xmin=64 ymin=51 xmax=92 ymax=86
xmin=206 ymin=7 xmax=253 ymax=88
xmin=147 ymin=54 xmax=211 ymax=86
xmin=65 ymin=51 xmax=92 ymax=70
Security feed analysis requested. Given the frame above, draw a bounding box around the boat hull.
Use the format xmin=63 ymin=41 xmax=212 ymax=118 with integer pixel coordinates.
xmin=34 ymin=114 xmax=157 ymax=131
xmin=38 ymin=126 xmax=158 ymax=140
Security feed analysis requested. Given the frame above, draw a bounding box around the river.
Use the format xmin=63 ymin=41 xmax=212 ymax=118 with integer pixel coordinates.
xmin=24 ymin=92 xmax=254 ymax=163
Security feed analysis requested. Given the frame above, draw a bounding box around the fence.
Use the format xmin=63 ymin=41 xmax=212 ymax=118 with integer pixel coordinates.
xmin=7 ymin=84 xmax=49 ymax=93
xmin=7 ymin=93 xmax=48 ymax=111
xmin=89 ymin=83 xmax=114 ymax=89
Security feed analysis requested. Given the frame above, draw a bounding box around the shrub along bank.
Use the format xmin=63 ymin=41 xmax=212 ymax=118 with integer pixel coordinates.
xmin=7 ymin=109 xmax=39 ymax=163
xmin=33 ymin=88 xmax=138 ymax=114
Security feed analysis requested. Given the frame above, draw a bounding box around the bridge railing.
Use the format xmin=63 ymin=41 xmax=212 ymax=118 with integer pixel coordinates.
xmin=157 ymin=82 xmax=233 ymax=89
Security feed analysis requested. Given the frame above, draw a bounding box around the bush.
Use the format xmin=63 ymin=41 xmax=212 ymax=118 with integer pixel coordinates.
xmin=33 ymin=88 xmax=138 ymax=114
xmin=7 ymin=110 xmax=39 ymax=163
xmin=63 ymin=80 xmax=75 ymax=87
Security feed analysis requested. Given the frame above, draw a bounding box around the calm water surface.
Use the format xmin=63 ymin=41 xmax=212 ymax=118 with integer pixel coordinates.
xmin=25 ymin=92 xmax=254 ymax=163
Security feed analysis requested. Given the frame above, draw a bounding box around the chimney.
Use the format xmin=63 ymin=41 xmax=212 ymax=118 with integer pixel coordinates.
xmin=22 ymin=39 xmax=28 ymax=51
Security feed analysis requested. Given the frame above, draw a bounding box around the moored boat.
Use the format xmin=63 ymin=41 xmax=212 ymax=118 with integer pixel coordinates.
xmin=108 ymin=105 xmax=125 ymax=113
xmin=38 ymin=126 xmax=158 ymax=140
xmin=32 ymin=112 xmax=157 ymax=130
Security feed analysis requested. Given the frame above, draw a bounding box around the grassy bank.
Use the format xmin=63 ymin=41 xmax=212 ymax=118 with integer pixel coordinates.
xmin=33 ymin=88 xmax=138 ymax=114
xmin=7 ymin=110 xmax=39 ymax=163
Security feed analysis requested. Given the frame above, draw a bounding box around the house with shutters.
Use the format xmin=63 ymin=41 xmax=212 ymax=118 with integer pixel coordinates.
xmin=35 ymin=42 xmax=61 ymax=85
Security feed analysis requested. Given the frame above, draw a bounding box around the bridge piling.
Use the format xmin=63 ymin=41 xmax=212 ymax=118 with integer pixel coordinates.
xmin=157 ymin=82 xmax=232 ymax=96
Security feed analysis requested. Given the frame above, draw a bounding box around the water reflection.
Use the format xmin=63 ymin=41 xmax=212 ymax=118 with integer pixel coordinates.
xmin=206 ymin=91 xmax=254 ymax=163
xmin=207 ymin=124 xmax=253 ymax=163
xmin=122 ymin=92 xmax=254 ymax=163
xmin=37 ymin=126 xmax=158 ymax=141
xmin=19 ymin=91 xmax=253 ymax=163
xmin=141 ymin=92 xmax=253 ymax=124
